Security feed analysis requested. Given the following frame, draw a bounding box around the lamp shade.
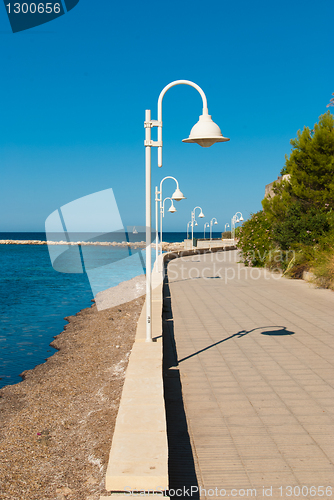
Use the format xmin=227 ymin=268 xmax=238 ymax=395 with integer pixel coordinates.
xmin=214 ymin=220 xmax=218 ymax=225
xmin=168 ymin=204 xmax=177 ymax=213
xmin=239 ymin=216 xmax=244 ymax=221
xmin=183 ymin=114 xmax=230 ymax=148
xmin=199 ymin=211 xmax=205 ymax=218
xmin=172 ymin=187 xmax=186 ymax=201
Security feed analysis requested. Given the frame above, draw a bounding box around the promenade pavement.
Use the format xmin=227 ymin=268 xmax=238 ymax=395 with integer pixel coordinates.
xmin=165 ymin=250 xmax=334 ymax=500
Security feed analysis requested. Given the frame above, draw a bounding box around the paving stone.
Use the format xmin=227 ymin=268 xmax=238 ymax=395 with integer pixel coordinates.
xmin=167 ymin=251 xmax=334 ymax=498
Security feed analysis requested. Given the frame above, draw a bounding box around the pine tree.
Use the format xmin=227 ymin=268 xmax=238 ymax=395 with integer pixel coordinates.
xmin=284 ymin=111 xmax=334 ymax=209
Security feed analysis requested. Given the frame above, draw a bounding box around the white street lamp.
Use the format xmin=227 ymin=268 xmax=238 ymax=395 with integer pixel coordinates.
xmin=158 ymin=197 xmax=177 ymax=258
xmin=231 ymin=212 xmax=244 ymax=239
xmin=187 ymin=219 xmax=199 ymax=239
xmin=191 ymin=206 xmax=205 ymax=248
xmin=204 ymin=222 xmax=210 ymax=239
xmin=145 ymin=80 xmax=230 ymax=341
xmin=187 ymin=220 xmax=192 ymax=239
xmin=210 ymin=217 xmax=218 ymax=240
xmin=155 ymin=176 xmax=185 ymax=264
xmin=224 ymin=223 xmax=230 ymax=233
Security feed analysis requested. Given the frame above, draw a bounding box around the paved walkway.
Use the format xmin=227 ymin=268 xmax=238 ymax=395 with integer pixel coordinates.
xmin=166 ymin=251 xmax=334 ymax=500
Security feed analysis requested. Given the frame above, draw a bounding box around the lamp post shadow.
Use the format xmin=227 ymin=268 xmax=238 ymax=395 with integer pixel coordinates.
xmin=163 ymin=275 xmax=200 ymax=499
xmin=178 ymin=326 xmax=295 ymax=364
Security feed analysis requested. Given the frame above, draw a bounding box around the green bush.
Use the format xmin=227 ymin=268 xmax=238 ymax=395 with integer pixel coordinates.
xmin=272 ymin=202 xmax=330 ymax=250
xmin=237 ymin=211 xmax=273 ymax=267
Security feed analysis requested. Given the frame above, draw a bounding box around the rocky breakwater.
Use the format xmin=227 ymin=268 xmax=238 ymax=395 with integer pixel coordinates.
xmin=0 ymin=240 xmax=185 ymax=251
xmin=0 ymin=240 xmax=147 ymax=247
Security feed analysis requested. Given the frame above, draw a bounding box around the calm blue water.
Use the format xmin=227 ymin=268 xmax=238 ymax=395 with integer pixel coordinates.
xmin=0 ymin=231 xmax=225 ymax=389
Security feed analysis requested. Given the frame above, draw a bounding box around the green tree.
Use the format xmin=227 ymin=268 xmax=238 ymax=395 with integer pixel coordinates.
xmin=238 ymin=111 xmax=334 ymax=275
xmin=283 ymin=111 xmax=334 ymax=209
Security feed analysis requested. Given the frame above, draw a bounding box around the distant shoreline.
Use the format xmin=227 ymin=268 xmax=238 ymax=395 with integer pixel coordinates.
xmin=0 ymin=240 xmax=186 ymax=250
xmin=0 ymin=239 xmax=146 ymax=246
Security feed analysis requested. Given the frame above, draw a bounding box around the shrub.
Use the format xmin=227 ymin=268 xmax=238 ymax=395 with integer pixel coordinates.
xmin=237 ymin=211 xmax=273 ymax=267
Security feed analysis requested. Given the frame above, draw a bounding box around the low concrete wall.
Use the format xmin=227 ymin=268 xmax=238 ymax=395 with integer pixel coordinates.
xmin=102 ymin=256 xmax=167 ymax=497
xmin=197 ymin=239 xmax=235 ymax=249
xmin=184 ymin=239 xmax=235 ymax=250
xmin=183 ymin=239 xmax=192 ymax=250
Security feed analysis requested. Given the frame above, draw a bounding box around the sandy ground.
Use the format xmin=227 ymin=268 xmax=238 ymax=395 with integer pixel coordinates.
xmin=0 ymin=294 xmax=145 ymax=500
xmin=95 ymin=275 xmax=146 ymax=311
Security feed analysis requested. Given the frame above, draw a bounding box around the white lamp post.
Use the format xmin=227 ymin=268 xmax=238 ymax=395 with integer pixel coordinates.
xmin=145 ymin=80 xmax=230 ymax=341
xmin=210 ymin=217 xmax=218 ymax=240
xmin=225 ymin=223 xmax=230 ymax=233
xmin=231 ymin=212 xmax=244 ymax=239
xmin=187 ymin=221 xmax=192 ymax=239
xmin=155 ymin=176 xmax=185 ymax=264
xmin=204 ymin=222 xmax=210 ymax=239
xmin=191 ymin=206 xmax=205 ymax=248
xmin=159 ymin=197 xmax=177 ymax=257
xmin=231 ymin=215 xmax=237 ymax=240
xmin=187 ymin=220 xmax=198 ymax=239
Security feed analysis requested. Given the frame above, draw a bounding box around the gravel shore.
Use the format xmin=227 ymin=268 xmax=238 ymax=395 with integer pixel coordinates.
xmin=0 ymin=294 xmax=145 ymax=500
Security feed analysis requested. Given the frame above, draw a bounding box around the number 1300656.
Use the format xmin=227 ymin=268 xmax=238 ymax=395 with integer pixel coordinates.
xmin=6 ymin=3 xmax=61 ymax=14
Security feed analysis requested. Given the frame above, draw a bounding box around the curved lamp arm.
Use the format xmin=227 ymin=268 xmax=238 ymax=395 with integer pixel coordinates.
xmin=159 ymin=176 xmax=179 ymax=196
xmin=157 ymin=80 xmax=209 ymax=167
xmin=162 ymin=196 xmax=174 ymax=216
xmin=158 ymin=80 xmax=208 ymax=118
xmin=192 ymin=206 xmax=204 ymax=218
xmin=193 ymin=206 xmax=202 ymax=214
xmin=210 ymin=217 xmax=218 ymax=226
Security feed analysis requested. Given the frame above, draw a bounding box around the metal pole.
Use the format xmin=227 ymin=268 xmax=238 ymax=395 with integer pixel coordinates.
xmin=160 ymin=202 xmax=163 ymax=260
xmin=145 ymin=109 xmax=152 ymax=342
xmin=191 ymin=211 xmax=194 ymax=249
xmin=155 ymin=186 xmax=159 ymax=267
xmin=210 ymin=221 xmax=212 ymax=241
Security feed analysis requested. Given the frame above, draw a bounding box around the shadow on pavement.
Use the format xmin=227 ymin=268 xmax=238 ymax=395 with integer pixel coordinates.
xmin=261 ymin=328 xmax=295 ymax=336
xmin=163 ymin=274 xmax=200 ymax=500
xmin=177 ymin=326 xmax=295 ymax=363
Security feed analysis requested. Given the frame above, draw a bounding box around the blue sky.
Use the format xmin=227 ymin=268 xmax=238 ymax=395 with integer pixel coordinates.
xmin=0 ymin=0 xmax=333 ymax=233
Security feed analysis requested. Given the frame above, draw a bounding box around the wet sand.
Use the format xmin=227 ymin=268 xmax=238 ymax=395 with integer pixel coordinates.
xmin=0 ymin=295 xmax=145 ymax=500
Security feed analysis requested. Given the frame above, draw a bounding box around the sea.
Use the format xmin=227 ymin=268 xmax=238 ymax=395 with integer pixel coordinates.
xmin=0 ymin=231 xmax=223 ymax=389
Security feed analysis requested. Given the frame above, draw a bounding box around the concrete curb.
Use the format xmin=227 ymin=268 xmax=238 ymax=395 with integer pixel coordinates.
xmin=103 ymin=256 xmax=167 ymax=496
